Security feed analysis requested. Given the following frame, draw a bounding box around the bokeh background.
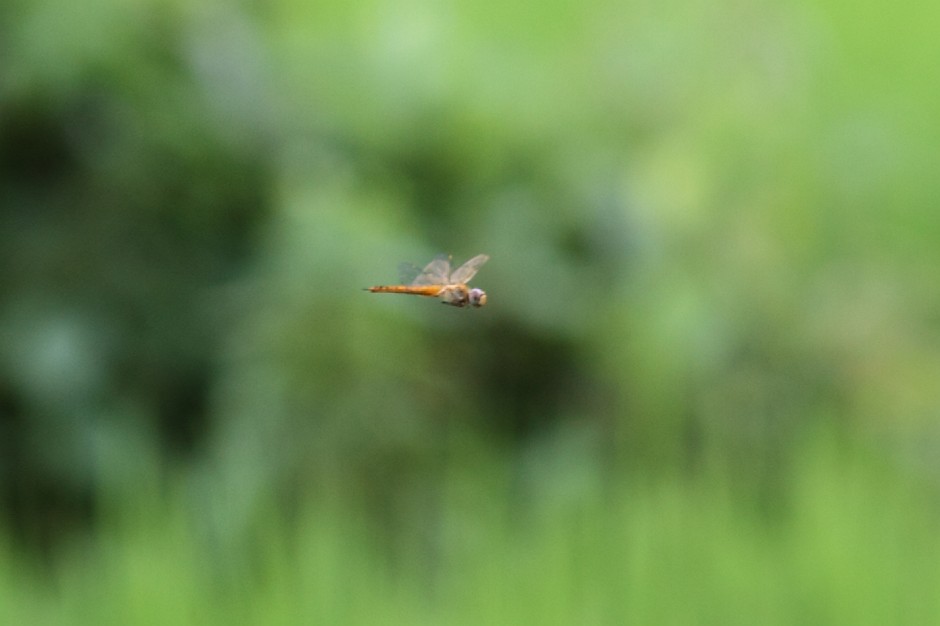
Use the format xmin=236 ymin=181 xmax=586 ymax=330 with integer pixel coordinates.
xmin=2 ymin=0 xmax=940 ymax=622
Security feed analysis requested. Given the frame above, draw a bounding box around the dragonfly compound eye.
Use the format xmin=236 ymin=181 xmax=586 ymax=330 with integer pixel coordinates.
xmin=469 ymin=288 xmax=487 ymax=308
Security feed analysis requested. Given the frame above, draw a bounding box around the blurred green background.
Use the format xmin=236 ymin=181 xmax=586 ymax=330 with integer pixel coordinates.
xmin=2 ymin=0 xmax=940 ymax=622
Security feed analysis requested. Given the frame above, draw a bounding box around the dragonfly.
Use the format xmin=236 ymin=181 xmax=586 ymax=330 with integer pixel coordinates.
xmin=366 ymin=254 xmax=490 ymax=308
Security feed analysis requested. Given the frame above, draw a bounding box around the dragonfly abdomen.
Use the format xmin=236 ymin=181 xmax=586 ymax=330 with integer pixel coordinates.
xmin=366 ymin=285 xmax=442 ymax=297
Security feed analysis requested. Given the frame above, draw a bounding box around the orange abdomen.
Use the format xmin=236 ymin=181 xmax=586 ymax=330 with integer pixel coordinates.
xmin=366 ymin=285 xmax=442 ymax=297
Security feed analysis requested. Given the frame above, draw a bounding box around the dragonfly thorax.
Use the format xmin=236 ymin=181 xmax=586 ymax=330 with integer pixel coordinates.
xmin=438 ymin=284 xmax=486 ymax=308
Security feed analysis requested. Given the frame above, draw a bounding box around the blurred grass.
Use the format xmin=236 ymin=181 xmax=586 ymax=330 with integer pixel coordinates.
xmin=2 ymin=432 xmax=939 ymax=624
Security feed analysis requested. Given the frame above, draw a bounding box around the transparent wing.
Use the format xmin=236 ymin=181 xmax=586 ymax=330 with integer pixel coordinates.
xmin=397 ymin=262 xmax=422 ymax=285
xmin=409 ymin=255 xmax=451 ymax=286
xmin=449 ymin=254 xmax=489 ymax=284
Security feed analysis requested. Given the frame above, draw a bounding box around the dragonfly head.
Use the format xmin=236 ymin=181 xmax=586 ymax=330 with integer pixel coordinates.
xmin=468 ymin=288 xmax=487 ymax=308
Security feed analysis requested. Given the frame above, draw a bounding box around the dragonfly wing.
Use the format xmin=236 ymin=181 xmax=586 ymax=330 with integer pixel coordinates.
xmin=448 ymin=254 xmax=489 ymax=284
xmin=410 ymin=254 xmax=451 ymax=286
xmin=397 ymin=262 xmax=423 ymax=285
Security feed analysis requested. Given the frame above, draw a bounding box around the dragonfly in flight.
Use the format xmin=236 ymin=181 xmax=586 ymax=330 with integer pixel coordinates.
xmin=366 ymin=254 xmax=489 ymax=308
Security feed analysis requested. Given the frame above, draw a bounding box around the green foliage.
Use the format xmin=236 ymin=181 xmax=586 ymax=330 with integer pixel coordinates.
xmin=3 ymin=435 xmax=939 ymax=624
